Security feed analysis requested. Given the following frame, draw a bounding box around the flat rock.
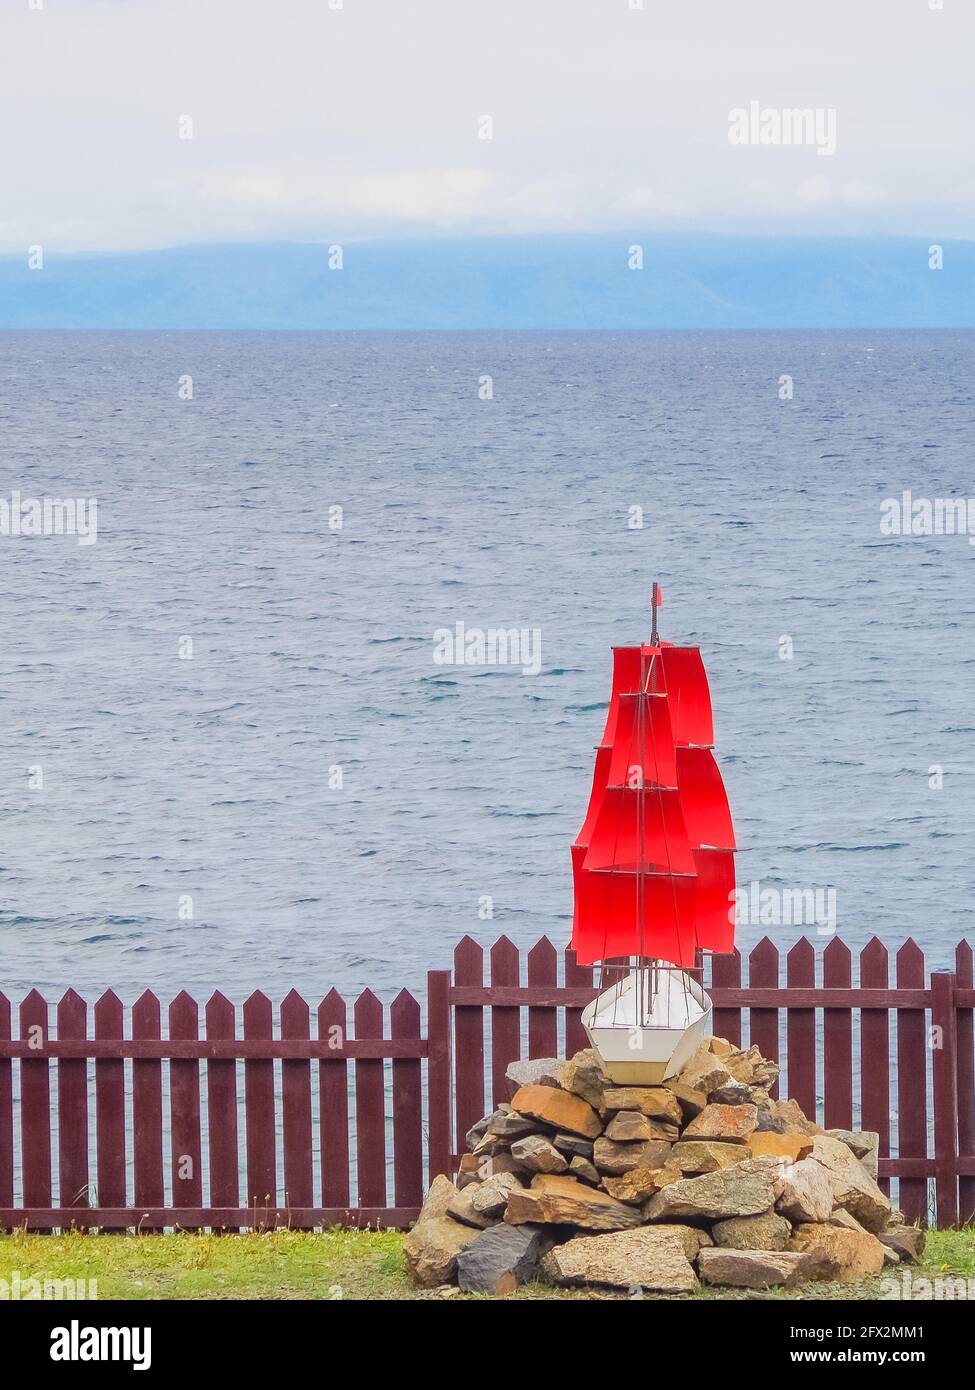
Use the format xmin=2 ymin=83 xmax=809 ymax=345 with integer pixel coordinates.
xmin=682 ymin=1103 xmax=758 ymax=1145
xmin=774 ymin=1157 xmax=834 ymax=1224
xmin=542 ymin=1226 xmax=698 ymax=1293
xmin=600 ymin=1087 xmax=682 ymax=1125
xmin=698 ymin=1247 xmax=811 ymax=1289
xmin=404 ymin=1176 xmax=480 ymax=1286
xmin=558 ymin=1049 xmax=609 ymax=1110
xmin=509 ymin=1134 xmax=568 ymax=1175
xmin=594 ymin=1136 xmax=673 ymax=1175
xmin=810 ymin=1134 xmax=890 ymax=1233
xmin=504 ymin=1057 xmax=561 ymax=1092
xmin=748 ymin=1131 xmax=813 ymax=1162
xmin=604 ymin=1111 xmax=676 ymax=1143
xmin=487 ymin=1108 xmax=540 ymax=1139
xmin=712 ymin=1211 xmax=792 ymax=1251
xmin=790 ymin=1222 xmax=886 ymax=1280
xmin=828 ymin=1207 xmax=868 ymax=1233
xmin=643 ymin=1158 xmax=777 ymax=1222
xmin=552 ymin=1132 xmax=594 ymax=1160
xmin=505 ymin=1173 xmax=642 ymax=1231
xmin=456 ymin=1222 xmax=547 ymax=1294
xmin=510 ymin=1083 xmax=602 ymax=1139
xmin=670 ymin=1140 xmax=746 ymax=1174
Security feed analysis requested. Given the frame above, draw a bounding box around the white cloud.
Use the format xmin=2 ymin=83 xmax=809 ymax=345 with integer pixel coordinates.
xmin=0 ymin=0 xmax=972 ymax=252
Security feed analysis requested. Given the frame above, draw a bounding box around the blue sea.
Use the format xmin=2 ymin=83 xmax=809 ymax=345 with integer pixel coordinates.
xmin=2 ymin=330 xmax=973 ymax=1006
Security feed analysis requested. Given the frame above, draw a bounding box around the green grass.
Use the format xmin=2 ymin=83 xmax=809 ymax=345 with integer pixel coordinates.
xmin=0 ymin=1227 xmax=971 ymax=1301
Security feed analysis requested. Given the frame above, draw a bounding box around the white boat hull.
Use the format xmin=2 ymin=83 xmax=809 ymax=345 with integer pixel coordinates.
xmin=581 ymin=967 xmax=711 ymax=1084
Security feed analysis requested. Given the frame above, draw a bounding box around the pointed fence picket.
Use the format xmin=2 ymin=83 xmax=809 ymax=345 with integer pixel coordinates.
xmin=0 ymin=936 xmax=973 ymax=1231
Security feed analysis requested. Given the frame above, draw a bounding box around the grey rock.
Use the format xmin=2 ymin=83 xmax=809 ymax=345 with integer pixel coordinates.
xmin=464 ymin=1113 xmax=492 ymax=1151
xmin=568 ymin=1154 xmax=601 ymax=1185
xmin=643 ymin=1158 xmax=778 ymax=1222
xmin=710 ymin=1081 xmax=754 ymax=1106
xmin=774 ymin=1157 xmax=834 ymax=1224
xmin=698 ymin=1247 xmax=812 ymax=1289
xmin=826 ymin=1128 xmax=880 ymax=1179
xmin=486 ymin=1110 xmax=539 ymax=1140
xmin=542 ymin=1226 xmax=698 ymax=1293
xmin=505 ymin=1057 xmax=562 ymax=1092
xmin=558 ymin=1049 xmax=610 ymax=1109
xmin=469 ymin=1172 xmax=524 ymax=1219
xmin=509 ymin=1134 xmax=569 ymax=1174
xmin=552 ymin=1132 xmax=595 ymax=1160
xmin=456 ymin=1222 xmax=547 ymax=1293
xmin=712 ymin=1211 xmax=792 ymax=1251
xmin=810 ymin=1134 xmax=890 ymax=1233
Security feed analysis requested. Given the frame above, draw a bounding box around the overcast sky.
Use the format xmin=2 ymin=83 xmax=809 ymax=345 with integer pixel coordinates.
xmin=1 ymin=0 xmax=972 ymax=254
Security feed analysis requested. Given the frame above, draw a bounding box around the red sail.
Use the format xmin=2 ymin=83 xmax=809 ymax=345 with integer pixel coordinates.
xmin=675 ymin=747 xmax=735 ymax=849
xmin=571 ymin=634 xmax=736 ymax=967
xmin=658 ymin=646 xmax=715 ymax=747
xmin=585 ymin=788 xmax=696 ymax=877
xmin=606 ymin=693 xmax=678 ymax=790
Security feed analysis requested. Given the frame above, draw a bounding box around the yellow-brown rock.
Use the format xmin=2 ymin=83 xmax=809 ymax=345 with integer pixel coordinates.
xmin=593 ymin=1136 xmax=673 ymax=1175
xmin=772 ymin=1097 xmax=823 ymax=1137
xmin=504 ymin=1173 xmax=642 ymax=1231
xmin=670 ymin=1140 xmax=748 ymax=1173
xmin=604 ymin=1111 xmax=677 ymax=1143
xmin=557 ymin=1049 xmax=609 ymax=1109
xmin=403 ymin=1176 xmax=480 ymax=1286
xmin=748 ymin=1131 xmax=813 ymax=1162
xmin=601 ymin=1168 xmax=666 ymax=1204
xmin=724 ymin=1044 xmax=780 ymax=1090
xmin=809 ymin=1134 xmax=890 ymax=1232
xmin=675 ymin=1045 xmax=734 ymax=1097
xmin=789 ymin=1222 xmax=886 ymax=1280
xmin=510 ymin=1083 xmax=602 ymax=1139
xmin=600 ymin=1087 xmax=682 ymax=1125
xmin=682 ymin=1103 xmax=758 ymax=1145
xmin=664 ymin=1079 xmax=708 ymax=1119
xmin=542 ymin=1226 xmax=698 ymax=1292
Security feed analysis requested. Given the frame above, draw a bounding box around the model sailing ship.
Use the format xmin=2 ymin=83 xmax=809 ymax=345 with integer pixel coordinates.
xmin=571 ymin=584 xmax=737 ymax=1083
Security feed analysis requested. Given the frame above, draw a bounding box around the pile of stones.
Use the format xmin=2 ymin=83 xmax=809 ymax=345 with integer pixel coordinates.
xmin=404 ymin=1038 xmax=924 ymax=1295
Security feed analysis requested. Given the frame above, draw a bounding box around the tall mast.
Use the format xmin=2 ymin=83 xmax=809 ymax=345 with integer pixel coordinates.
xmin=638 ymin=581 xmax=662 ymax=1025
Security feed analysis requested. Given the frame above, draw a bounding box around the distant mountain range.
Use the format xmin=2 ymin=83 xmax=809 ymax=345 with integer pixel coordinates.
xmin=1 ymin=233 xmax=973 ymax=329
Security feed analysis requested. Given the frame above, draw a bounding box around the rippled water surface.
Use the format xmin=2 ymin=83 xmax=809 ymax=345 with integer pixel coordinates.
xmin=2 ymin=330 xmax=973 ymax=1004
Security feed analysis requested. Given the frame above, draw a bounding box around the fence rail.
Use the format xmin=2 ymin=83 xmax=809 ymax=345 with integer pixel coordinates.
xmin=1 ymin=935 xmax=972 ymax=1232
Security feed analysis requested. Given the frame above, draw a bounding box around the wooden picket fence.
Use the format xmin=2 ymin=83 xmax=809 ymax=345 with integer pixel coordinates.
xmin=0 ymin=934 xmax=973 ymax=1232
